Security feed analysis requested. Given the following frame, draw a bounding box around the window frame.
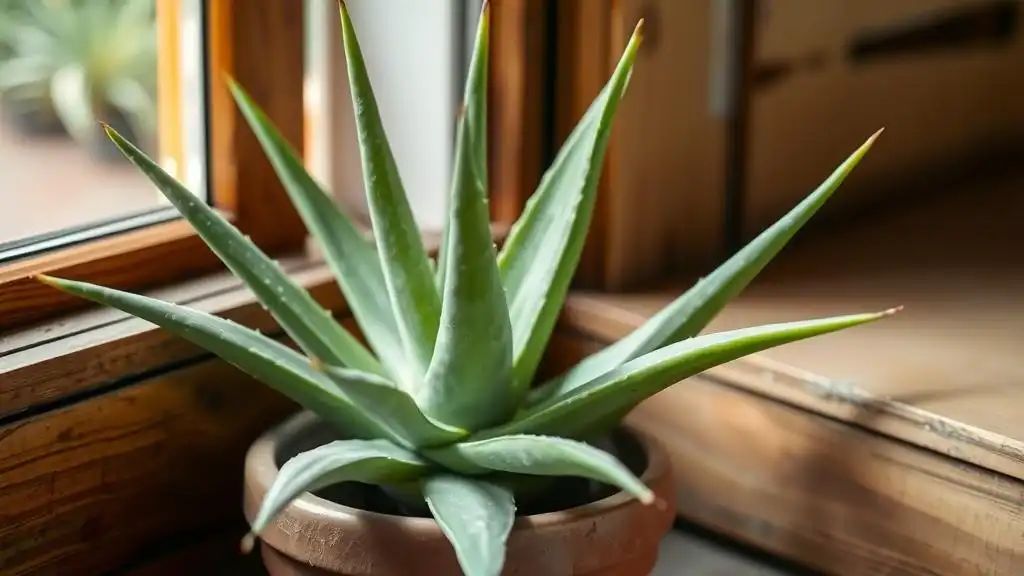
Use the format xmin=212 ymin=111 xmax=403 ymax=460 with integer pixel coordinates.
xmin=0 ymin=0 xmax=308 ymax=331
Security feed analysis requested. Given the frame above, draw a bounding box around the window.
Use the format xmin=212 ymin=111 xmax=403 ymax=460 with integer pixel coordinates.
xmin=0 ymin=0 xmax=207 ymax=258
xmin=0 ymin=0 xmax=309 ymax=330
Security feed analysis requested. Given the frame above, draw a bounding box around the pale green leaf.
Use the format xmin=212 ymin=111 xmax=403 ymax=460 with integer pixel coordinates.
xmin=36 ymin=275 xmax=401 ymax=444
xmin=490 ymin=309 xmax=899 ymax=439
xmin=427 ymin=434 xmax=653 ymax=504
xmin=228 ymin=80 xmax=416 ymax=390
xmin=497 ymin=22 xmax=643 ymax=391
xmin=103 ymin=126 xmax=384 ymax=377
xmin=250 ymin=439 xmax=428 ymax=535
xmin=528 ymin=130 xmax=884 ymax=406
xmin=434 ymin=221 xmax=449 ymax=294
xmin=419 ymin=6 xmax=514 ymax=430
xmin=338 ymin=3 xmax=440 ymax=379
xmin=50 ymin=65 xmax=93 ymax=144
xmin=424 ymin=475 xmax=515 ymax=576
xmin=314 ymin=361 xmax=468 ymax=448
xmin=435 ymin=0 xmax=489 ymax=298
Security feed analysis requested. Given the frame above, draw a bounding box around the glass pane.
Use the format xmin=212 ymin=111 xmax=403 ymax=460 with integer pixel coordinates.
xmin=0 ymin=0 xmax=207 ymax=259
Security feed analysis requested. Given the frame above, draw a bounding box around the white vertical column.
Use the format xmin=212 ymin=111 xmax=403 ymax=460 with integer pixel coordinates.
xmin=305 ymin=0 xmax=465 ymax=232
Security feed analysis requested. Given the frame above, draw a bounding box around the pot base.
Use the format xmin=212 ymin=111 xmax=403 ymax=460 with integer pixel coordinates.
xmin=244 ymin=411 xmax=676 ymax=576
xmin=261 ymin=540 xmax=661 ymax=576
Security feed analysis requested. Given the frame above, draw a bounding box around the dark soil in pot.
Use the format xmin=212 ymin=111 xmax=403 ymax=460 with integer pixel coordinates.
xmin=243 ymin=411 xmax=676 ymax=576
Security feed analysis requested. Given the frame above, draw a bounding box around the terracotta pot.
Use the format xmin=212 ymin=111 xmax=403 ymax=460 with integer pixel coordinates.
xmin=243 ymin=411 xmax=676 ymax=576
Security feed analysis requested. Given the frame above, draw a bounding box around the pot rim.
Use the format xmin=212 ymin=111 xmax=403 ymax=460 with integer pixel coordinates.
xmin=244 ymin=410 xmax=672 ymax=531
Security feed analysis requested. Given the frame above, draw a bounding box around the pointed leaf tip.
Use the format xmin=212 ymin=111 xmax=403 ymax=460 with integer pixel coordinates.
xmin=33 ymin=274 xmax=58 ymax=287
xmin=633 ymin=18 xmax=645 ymax=42
xmin=859 ymin=128 xmax=884 ymax=152
xmin=884 ymin=305 xmax=903 ymax=316
xmin=240 ymin=532 xmax=256 ymax=555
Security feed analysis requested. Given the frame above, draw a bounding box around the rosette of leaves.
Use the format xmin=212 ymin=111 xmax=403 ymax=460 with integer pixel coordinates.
xmin=37 ymin=4 xmax=893 ymax=575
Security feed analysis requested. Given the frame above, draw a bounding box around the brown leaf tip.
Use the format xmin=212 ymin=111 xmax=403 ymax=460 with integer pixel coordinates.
xmin=309 ymin=356 xmax=326 ymax=372
xmin=33 ymin=274 xmax=57 ymax=287
xmin=638 ymin=488 xmax=655 ymax=506
xmin=240 ymin=532 xmax=257 ymax=554
xmin=883 ymin=305 xmax=904 ymax=316
xmin=633 ymin=18 xmax=645 ymax=43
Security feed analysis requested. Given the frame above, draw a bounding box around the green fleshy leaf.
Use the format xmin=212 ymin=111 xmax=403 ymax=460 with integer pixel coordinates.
xmin=496 ymin=22 xmax=643 ymax=391
xmin=489 ymin=309 xmax=899 ymax=439
xmin=102 ymin=125 xmax=384 ymax=377
xmin=249 ymin=439 xmax=427 ymax=535
xmin=529 ymin=131 xmax=883 ymax=407
xmin=426 ymin=434 xmax=652 ymax=504
xmin=419 ymin=5 xmax=514 ymax=430
xmin=314 ymin=361 xmax=468 ymax=447
xmin=36 ymin=275 xmax=402 ymax=444
xmin=434 ymin=220 xmax=449 ymax=294
xmin=338 ymin=3 xmax=441 ymax=379
xmin=228 ymin=80 xmax=417 ymax=390
xmin=423 ymin=475 xmax=515 ymax=576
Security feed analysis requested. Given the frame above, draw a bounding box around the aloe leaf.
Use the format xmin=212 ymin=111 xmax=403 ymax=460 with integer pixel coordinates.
xmin=490 ymin=309 xmax=898 ymax=439
xmin=102 ymin=126 xmax=384 ymax=377
xmin=435 ymin=0 xmax=490 ymax=297
xmin=228 ymin=80 xmax=416 ymax=390
xmin=496 ymin=22 xmax=643 ymax=391
xmin=419 ymin=6 xmax=513 ymax=430
xmin=249 ymin=439 xmax=428 ymax=536
xmin=426 ymin=434 xmax=653 ymax=504
xmin=528 ymin=131 xmax=884 ymax=407
xmin=36 ymin=275 xmax=402 ymax=443
xmin=434 ymin=220 xmax=449 ymax=294
xmin=338 ymin=3 xmax=440 ymax=379
xmin=423 ymin=475 xmax=515 ymax=576
xmin=314 ymin=361 xmax=468 ymax=447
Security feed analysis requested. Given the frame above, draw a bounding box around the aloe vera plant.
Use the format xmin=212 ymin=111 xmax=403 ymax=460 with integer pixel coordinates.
xmin=36 ymin=5 xmax=895 ymax=576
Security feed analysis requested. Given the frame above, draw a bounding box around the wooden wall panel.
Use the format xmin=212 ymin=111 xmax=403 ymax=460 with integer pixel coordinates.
xmin=0 ymin=361 xmax=296 ymax=575
xmin=556 ymin=0 xmax=728 ymax=290
xmin=489 ymin=0 xmax=550 ymax=225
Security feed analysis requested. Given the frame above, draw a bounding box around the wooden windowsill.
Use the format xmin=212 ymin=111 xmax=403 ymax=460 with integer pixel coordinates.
xmin=0 ymin=223 xmax=510 ymax=422
xmin=565 ymin=170 xmax=1024 ymax=481
xmin=558 ymin=170 xmax=1024 ymax=573
xmin=0 ymin=252 xmax=339 ymax=420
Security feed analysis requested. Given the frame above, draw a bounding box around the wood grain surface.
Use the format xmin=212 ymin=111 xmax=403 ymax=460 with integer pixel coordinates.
xmin=555 ymin=331 xmax=1024 ymax=574
xmin=0 ymin=359 xmax=296 ymax=576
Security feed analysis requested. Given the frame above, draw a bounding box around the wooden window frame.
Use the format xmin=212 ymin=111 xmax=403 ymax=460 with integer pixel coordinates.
xmin=0 ymin=0 xmax=307 ymax=331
